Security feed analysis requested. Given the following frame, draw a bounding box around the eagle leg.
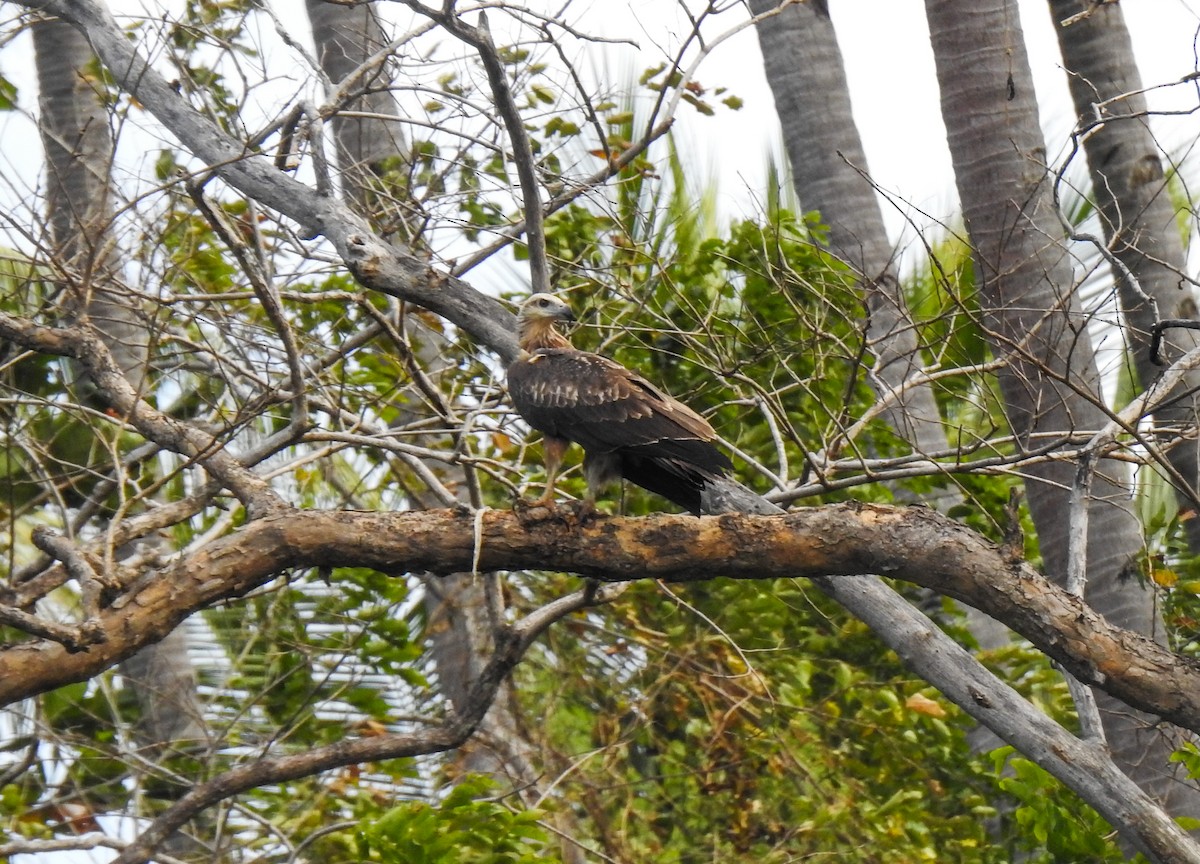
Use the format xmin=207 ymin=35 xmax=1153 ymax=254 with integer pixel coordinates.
xmin=524 ymin=435 xmax=569 ymax=508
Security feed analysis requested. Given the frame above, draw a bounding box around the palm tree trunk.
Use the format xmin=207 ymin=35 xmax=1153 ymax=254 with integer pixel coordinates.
xmin=1049 ymin=0 xmax=1200 ymax=548
xmin=750 ymin=0 xmax=952 ymax=464
xmin=306 ymin=0 xmax=412 ymax=235
xmin=925 ymin=0 xmax=1200 ymax=832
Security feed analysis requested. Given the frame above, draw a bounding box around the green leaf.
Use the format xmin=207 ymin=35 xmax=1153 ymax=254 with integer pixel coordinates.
xmin=0 ymin=75 xmax=17 ymax=110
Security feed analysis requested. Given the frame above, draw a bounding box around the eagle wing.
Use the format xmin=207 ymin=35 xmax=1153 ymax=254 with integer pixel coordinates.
xmin=507 ymin=348 xmax=732 ymax=476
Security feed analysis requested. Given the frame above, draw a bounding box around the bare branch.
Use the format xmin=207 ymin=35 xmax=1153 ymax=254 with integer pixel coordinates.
xmin=30 ymin=526 xmax=107 ymax=637
xmin=0 ymin=311 xmax=285 ymax=517
xmin=396 ymin=2 xmax=550 ymax=293
xmin=1064 ymin=453 xmax=1106 ymax=743
xmin=21 ymin=0 xmax=520 ymax=361
xmin=6 ymin=498 xmax=1187 ymax=864
xmin=0 ymin=601 xmax=102 ymax=650
xmin=451 ymin=118 xmax=673 ymax=279
xmin=186 ymin=179 xmax=311 ymax=449
xmin=816 ymin=574 xmax=1197 ymax=863
xmin=0 ymin=834 xmax=136 ymax=860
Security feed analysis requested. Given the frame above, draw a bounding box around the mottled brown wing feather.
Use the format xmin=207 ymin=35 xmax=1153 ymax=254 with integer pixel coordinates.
xmin=507 ymin=348 xmax=732 ymax=476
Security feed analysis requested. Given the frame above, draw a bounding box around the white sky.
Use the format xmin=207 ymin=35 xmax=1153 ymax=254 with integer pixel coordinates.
xmin=573 ymin=0 xmax=1200 ymax=256
xmin=1 ymin=0 xmax=1197 ymax=261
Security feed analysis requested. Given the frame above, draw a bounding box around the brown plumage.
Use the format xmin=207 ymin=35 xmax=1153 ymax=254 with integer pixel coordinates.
xmin=507 ymin=293 xmax=732 ymax=514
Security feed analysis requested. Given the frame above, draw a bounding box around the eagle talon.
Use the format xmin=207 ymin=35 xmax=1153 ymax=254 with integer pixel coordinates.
xmin=513 ymin=495 xmax=559 ymax=525
xmin=571 ymin=499 xmax=600 ymax=524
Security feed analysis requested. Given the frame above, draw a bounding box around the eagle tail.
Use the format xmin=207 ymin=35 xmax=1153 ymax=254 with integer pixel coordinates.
xmin=619 ymin=454 xmax=719 ymax=515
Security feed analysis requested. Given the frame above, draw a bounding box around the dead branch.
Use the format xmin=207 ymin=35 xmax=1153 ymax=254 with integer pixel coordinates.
xmin=0 ymin=310 xmax=285 ymax=517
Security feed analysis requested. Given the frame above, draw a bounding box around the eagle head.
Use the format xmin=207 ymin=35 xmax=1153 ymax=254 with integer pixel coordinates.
xmin=517 ymin=293 xmax=576 ymax=326
xmin=515 ymin=293 xmax=577 ymax=351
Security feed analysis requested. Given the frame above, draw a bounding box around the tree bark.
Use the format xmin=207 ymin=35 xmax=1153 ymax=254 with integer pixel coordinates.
xmin=1049 ymin=0 xmax=1200 ymax=544
xmin=27 ymin=2 xmax=1200 ymax=854
xmin=925 ymin=0 xmax=1200 ymax=827
xmin=106 ymin=542 xmax=1200 ymax=864
xmin=33 ymin=16 xmax=146 ymax=385
xmin=8 ymin=500 xmax=1200 ymax=862
xmin=3 ymin=505 xmax=1200 ymax=738
xmin=304 ymin=4 xmax=568 ymax=852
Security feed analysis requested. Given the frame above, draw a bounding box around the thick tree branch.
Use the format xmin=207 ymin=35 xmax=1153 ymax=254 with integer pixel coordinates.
xmin=13 ymin=6 xmax=1198 ymax=856
xmin=4 ymin=504 xmax=1196 ymax=862
xmin=0 ymin=602 xmax=100 ymax=650
xmin=30 ymin=527 xmax=106 ymax=641
xmin=2 ymin=505 xmax=1199 ymax=737
xmin=816 ymin=575 xmax=1198 ymax=863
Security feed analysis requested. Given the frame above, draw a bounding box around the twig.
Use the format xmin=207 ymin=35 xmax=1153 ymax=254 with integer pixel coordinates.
xmin=0 ymin=602 xmax=100 ymax=651
xmin=30 ymin=527 xmax=108 ymax=642
xmin=186 ymin=180 xmax=311 ymax=453
xmin=0 ymin=310 xmax=285 ymax=518
xmin=755 ymin=393 xmax=789 ymax=482
xmin=300 ymin=100 xmax=333 ymax=198
xmin=1087 ymin=340 xmax=1200 ymax=455
xmin=1050 ymin=110 xmax=1159 ymax=326
xmin=1150 ymin=319 xmax=1200 ymax=367
xmin=0 ymin=834 xmax=125 ymax=859
xmin=476 ymin=507 xmax=508 ymax=636
xmin=401 ymin=3 xmax=551 ymax=293
xmin=1063 ymin=453 xmax=1106 ymax=743
xmin=1058 ymin=0 xmax=1120 ymax=28
xmin=451 ymin=119 xmax=673 ymax=278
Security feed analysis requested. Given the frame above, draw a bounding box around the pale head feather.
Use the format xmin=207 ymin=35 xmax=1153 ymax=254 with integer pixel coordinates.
xmin=516 ymin=293 xmax=576 ymax=351
xmin=517 ymin=293 xmax=575 ymax=324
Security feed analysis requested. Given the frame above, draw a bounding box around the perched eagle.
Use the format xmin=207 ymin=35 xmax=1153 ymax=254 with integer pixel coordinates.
xmin=507 ymin=293 xmax=732 ymax=514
